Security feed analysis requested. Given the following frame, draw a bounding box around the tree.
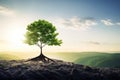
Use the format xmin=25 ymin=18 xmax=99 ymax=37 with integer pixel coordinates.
xmin=24 ymin=20 xmax=62 ymax=62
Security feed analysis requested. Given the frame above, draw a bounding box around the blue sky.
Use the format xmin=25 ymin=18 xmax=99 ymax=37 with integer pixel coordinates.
xmin=1 ymin=0 xmax=119 ymax=18
xmin=0 ymin=0 xmax=120 ymax=53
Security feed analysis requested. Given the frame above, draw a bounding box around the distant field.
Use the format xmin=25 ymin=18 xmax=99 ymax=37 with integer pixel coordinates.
xmin=0 ymin=52 xmax=38 ymax=60
xmin=47 ymin=52 xmax=120 ymax=68
xmin=75 ymin=53 xmax=120 ymax=68
xmin=0 ymin=52 xmax=120 ymax=68
xmin=0 ymin=53 xmax=20 ymax=60
xmin=46 ymin=52 xmax=109 ymax=62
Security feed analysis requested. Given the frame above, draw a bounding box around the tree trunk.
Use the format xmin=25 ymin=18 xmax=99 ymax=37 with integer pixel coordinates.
xmin=29 ymin=44 xmax=54 ymax=62
xmin=40 ymin=46 xmax=43 ymax=55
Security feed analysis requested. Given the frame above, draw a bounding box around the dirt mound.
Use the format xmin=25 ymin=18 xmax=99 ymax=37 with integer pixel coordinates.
xmin=0 ymin=60 xmax=120 ymax=80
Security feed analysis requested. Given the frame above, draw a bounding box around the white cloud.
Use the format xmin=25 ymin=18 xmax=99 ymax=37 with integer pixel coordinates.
xmin=101 ymin=19 xmax=120 ymax=26
xmin=54 ymin=17 xmax=97 ymax=30
xmin=101 ymin=19 xmax=114 ymax=26
xmin=86 ymin=41 xmax=101 ymax=45
xmin=0 ymin=6 xmax=15 ymax=16
xmin=116 ymin=22 xmax=120 ymax=25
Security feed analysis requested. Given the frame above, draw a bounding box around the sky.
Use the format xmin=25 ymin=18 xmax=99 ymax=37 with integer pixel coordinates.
xmin=0 ymin=0 xmax=120 ymax=53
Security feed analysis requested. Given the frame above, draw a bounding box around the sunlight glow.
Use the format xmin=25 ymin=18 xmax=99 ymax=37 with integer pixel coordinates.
xmin=8 ymin=28 xmax=25 ymax=47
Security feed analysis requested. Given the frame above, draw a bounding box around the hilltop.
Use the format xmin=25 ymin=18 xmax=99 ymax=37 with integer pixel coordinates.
xmin=0 ymin=52 xmax=120 ymax=68
xmin=75 ymin=53 xmax=120 ymax=68
xmin=0 ymin=60 xmax=120 ymax=80
xmin=45 ymin=52 xmax=120 ymax=68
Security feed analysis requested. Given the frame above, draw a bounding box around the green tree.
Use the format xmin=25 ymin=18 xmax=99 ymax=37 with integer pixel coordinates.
xmin=25 ymin=20 xmax=62 ymax=62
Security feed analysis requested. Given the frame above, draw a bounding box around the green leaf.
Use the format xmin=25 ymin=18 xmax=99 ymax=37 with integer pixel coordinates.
xmin=24 ymin=19 xmax=62 ymax=47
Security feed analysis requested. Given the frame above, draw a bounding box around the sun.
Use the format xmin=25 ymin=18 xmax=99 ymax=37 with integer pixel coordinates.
xmin=8 ymin=28 xmax=26 ymax=46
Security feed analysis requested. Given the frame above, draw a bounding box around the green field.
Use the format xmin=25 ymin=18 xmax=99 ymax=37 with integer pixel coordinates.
xmin=47 ymin=52 xmax=120 ymax=68
xmin=0 ymin=53 xmax=20 ymax=60
xmin=46 ymin=52 xmax=109 ymax=62
xmin=0 ymin=52 xmax=120 ymax=68
xmin=74 ymin=53 xmax=120 ymax=68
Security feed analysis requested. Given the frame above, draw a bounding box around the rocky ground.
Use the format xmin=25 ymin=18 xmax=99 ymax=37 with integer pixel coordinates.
xmin=0 ymin=60 xmax=120 ymax=80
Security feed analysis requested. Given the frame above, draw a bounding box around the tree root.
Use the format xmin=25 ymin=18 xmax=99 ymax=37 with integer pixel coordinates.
xmin=28 ymin=54 xmax=55 ymax=63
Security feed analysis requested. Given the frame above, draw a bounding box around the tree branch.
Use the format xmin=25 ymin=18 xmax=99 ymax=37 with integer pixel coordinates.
xmin=42 ymin=44 xmax=46 ymax=48
xmin=36 ymin=41 xmax=46 ymax=48
xmin=36 ymin=43 xmax=41 ymax=47
xmin=40 ymin=42 xmax=42 ymax=48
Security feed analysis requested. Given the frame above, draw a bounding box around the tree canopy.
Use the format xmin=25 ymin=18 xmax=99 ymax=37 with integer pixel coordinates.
xmin=24 ymin=20 xmax=62 ymax=47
